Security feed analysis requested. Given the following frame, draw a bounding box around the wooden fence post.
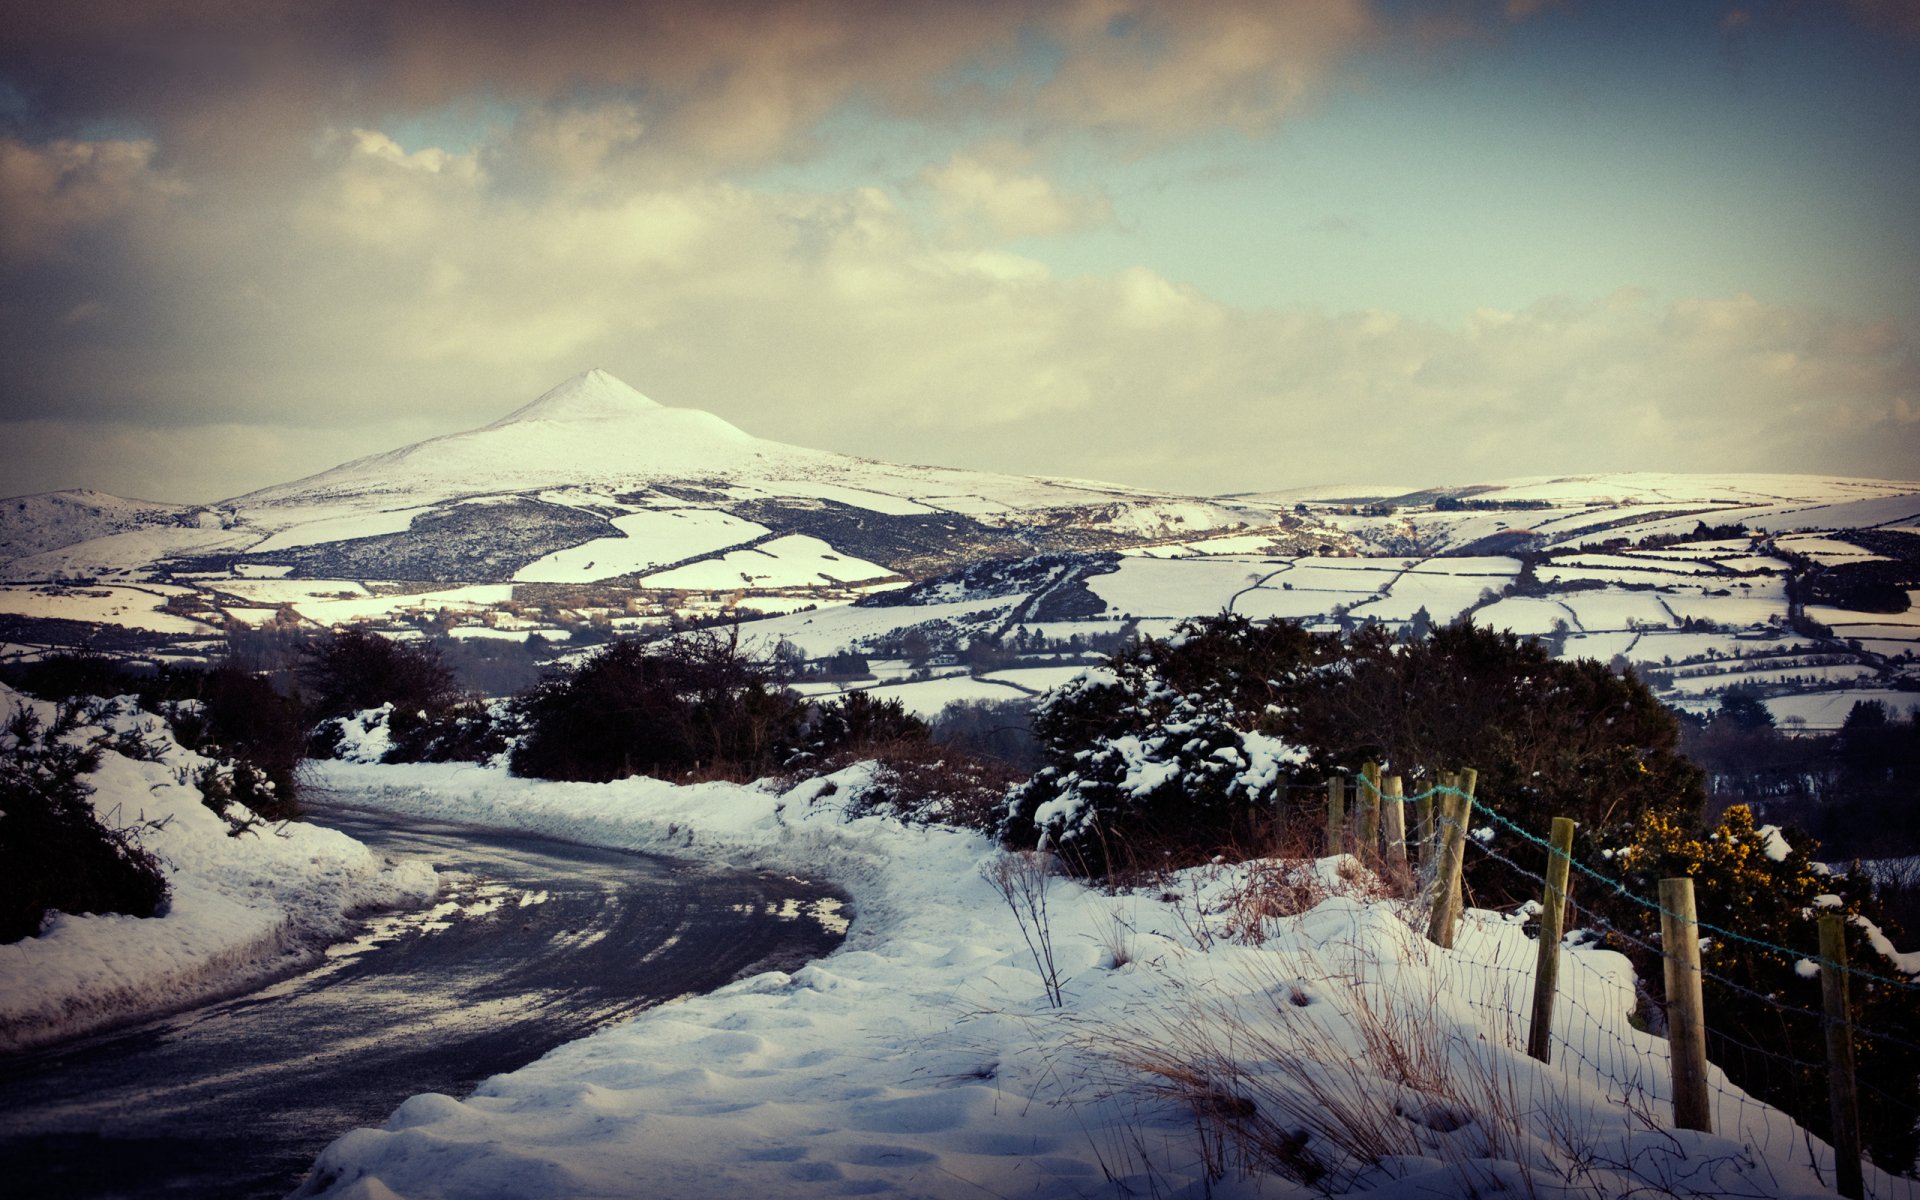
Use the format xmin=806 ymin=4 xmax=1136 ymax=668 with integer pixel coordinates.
xmin=1325 ymin=776 xmax=1345 ymax=856
xmin=1415 ymin=777 xmax=1437 ymax=876
xmin=1659 ymin=877 xmax=1712 ymax=1133
xmin=1819 ymin=913 xmax=1864 ymax=1200
xmin=1357 ymin=762 xmax=1381 ymax=866
xmin=1425 ymin=769 xmax=1476 ymax=949
xmin=1526 ymin=817 xmax=1577 ymax=1063
xmin=1381 ymin=775 xmax=1409 ymax=892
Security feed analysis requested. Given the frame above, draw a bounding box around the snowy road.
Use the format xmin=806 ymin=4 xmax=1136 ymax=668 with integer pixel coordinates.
xmin=0 ymin=796 xmax=849 ymax=1199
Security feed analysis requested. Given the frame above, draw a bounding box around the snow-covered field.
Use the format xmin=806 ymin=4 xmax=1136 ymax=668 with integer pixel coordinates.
xmin=284 ymin=759 xmax=1900 ymax=1200
xmin=641 ymin=534 xmax=894 ymax=589
xmin=1672 ymin=688 xmax=1920 ymax=727
xmin=0 ymin=686 xmax=437 ymax=1051
xmin=0 ymin=583 xmax=213 ymax=634
xmin=514 ymin=510 xmax=772 ymax=583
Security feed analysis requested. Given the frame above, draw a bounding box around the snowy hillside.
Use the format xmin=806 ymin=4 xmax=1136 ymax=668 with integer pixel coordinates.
xmin=0 ymin=490 xmax=215 ymax=567
xmin=2 ymin=371 xmax=1914 ymax=732
xmin=289 ymin=759 xmax=1905 ymax=1200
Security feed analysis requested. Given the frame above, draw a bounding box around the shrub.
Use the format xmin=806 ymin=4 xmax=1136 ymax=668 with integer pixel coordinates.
xmin=929 ymin=698 xmax=1041 ymax=771
xmin=511 ymin=631 xmax=807 ymax=782
xmin=1004 ymin=615 xmax=1318 ymax=875
xmin=298 ymin=629 xmax=458 ymax=722
xmin=0 ymin=705 xmax=170 ymax=943
xmin=385 ymin=698 xmax=512 ymax=764
xmin=1006 ymin=615 xmax=1701 ymax=886
xmin=1608 ymin=805 xmax=1920 ymax=1172
xmin=1290 ymin=620 xmax=1702 ymax=904
xmin=806 ymin=739 xmax=1020 ymax=832
xmin=166 ymin=666 xmax=305 ymax=820
xmin=788 ymin=690 xmax=929 ymax=766
xmin=5 ymin=655 xmax=305 ymax=819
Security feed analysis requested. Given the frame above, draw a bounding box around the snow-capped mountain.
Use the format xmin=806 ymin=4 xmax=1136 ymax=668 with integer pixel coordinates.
xmin=0 ymin=370 xmax=1323 ymax=585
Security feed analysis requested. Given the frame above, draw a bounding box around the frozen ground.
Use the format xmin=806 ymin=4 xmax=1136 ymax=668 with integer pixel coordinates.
xmin=0 ymin=685 xmax=438 ymax=1051
xmin=289 ymin=759 xmax=1897 ymax=1200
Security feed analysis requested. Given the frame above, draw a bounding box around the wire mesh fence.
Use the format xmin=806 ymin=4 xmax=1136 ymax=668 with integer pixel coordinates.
xmin=1329 ymin=769 xmax=1920 ymax=1198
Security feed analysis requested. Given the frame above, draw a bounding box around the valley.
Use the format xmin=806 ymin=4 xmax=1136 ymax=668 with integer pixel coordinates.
xmin=2 ymin=372 xmax=1915 ymax=730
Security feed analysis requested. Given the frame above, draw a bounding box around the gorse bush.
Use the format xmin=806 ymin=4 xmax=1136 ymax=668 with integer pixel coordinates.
xmin=1292 ymin=622 xmax=1701 ymax=845
xmin=511 ymin=631 xmax=809 ymax=782
xmin=1005 ymin=614 xmax=1701 ymax=884
xmin=0 ymin=704 xmax=170 ymax=943
xmin=4 ymin=655 xmax=305 ymax=820
xmin=298 ymin=629 xmax=458 ymax=724
xmin=1004 ymin=615 xmax=1317 ymax=875
xmin=1610 ymin=805 xmax=1920 ymax=1172
xmin=928 ymin=698 xmax=1041 ymax=772
xmin=166 ymin=666 xmax=305 ymax=821
xmin=787 ymin=690 xmax=929 ymax=767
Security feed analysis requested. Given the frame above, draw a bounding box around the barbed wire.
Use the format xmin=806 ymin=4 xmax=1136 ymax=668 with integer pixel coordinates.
xmin=1342 ymin=770 xmax=1920 ymax=993
xmin=1371 ymin=831 xmax=1920 ymax=1190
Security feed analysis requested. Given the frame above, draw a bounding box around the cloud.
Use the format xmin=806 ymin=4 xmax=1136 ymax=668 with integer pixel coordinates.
xmin=918 ymin=145 xmax=1113 ymax=240
xmin=1033 ymin=0 xmax=1376 ymax=138
xmin=0 ymin=137 xmax=185 ymax=256
xmin=1 ymin=122 xmax=1912 ymax=501
xmin=0 ymin=0 xmax=1385 ymax=174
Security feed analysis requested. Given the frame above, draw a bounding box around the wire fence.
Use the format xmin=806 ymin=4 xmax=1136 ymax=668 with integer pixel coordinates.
xmin=1329 ymin=769 xmax=1920 ymax=1198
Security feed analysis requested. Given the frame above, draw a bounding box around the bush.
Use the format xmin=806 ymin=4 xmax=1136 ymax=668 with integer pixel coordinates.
xmin=1006 ymin=615 xmax=1701 ymax=885
xmin=785 ymin=690 xmax=929 ymax=768
xmin=318 ymin=697 xmax=513 ymax=765
xmin=1609 ymin=805 xmax=1920 ymax=1172
xmin=4 ymin=655 xmax=305 ymax=820
xmin=0 ymin=705 xmax=170 ymax=943
xmin=165 ymin=666 xmax=305 ymax=821
xmin=1290 ymin=621 xmax=1701 ymax=904
xmin=511 ymin=631 xmax=807 ymax=782
xmin=298 ymin=629 xmax=458 ymax=722
xmin=930 ymin=698 xmax=1041 ymax=771
xmin=1004 ymin=615 xmax=1318 ymax=875
xmin=385 ymin=698 xmax=511 ymax=764
xmin=810 ymin=739 xmax=1021 ymax=832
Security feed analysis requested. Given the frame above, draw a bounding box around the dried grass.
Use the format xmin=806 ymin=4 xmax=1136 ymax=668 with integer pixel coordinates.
xmin=1079 ymin=919 xmax=1674 ymax=1199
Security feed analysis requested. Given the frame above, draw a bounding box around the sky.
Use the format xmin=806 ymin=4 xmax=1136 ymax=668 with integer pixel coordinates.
xmin=1 ymin=0 xmax=1916 ymax=503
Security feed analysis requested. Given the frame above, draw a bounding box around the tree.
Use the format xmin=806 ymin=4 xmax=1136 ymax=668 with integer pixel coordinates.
xmin=1715 ymin=686 xmax=1775 ymax=733
xmin=1291 ymin=621 xmax=1700 ymax=855
xmin=511 ymin=631 xmax=808 ymax=782
xmin=298 ymin=629 xmax=457 ymax=721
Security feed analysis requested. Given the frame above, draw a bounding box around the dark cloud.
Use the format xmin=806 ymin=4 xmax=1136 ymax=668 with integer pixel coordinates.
xmin=0 ymin=0 xmax=1381 ymax=173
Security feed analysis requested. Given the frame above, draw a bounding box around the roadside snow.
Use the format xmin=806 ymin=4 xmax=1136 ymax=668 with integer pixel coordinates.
xmin=295 ymin=760 xmax=1871 ymax=1200
xmin=0 ymin=685 xmax=438 ymax=1051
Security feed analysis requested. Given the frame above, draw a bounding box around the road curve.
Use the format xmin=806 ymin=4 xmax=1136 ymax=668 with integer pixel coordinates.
xmin=0 ymin=798 xmax=849 ymax=1199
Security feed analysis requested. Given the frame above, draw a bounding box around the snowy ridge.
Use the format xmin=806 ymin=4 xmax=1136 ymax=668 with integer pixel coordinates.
xmin=0 ymin=490 xmax=205 ymax=566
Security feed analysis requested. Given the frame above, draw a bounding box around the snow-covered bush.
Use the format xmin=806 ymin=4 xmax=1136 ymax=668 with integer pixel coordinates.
xmin=314 ymin=699 xmax=513 ymax=766
xmin=8 ymin=655 xmax=306 ymax=819
xmin=0 ymin=702 xmax=169 ymax=942
xmin=1004 ymin=615 xmax=1316 ymax=874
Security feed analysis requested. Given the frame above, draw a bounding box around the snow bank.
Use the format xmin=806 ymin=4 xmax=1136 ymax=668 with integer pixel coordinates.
xmin=295 ymin=760 xmax=1874 ymax=1200
xmin=0 ymin=686 xmax=438 ymax=1051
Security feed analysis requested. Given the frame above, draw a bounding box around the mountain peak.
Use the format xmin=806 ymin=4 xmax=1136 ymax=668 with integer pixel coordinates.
xmin=487 ymin=368 xmax=665 ymax=428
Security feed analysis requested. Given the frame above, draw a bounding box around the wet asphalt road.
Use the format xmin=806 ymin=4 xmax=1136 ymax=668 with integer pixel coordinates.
xmin=0 ymin=798 xmax=849 ymax=1199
